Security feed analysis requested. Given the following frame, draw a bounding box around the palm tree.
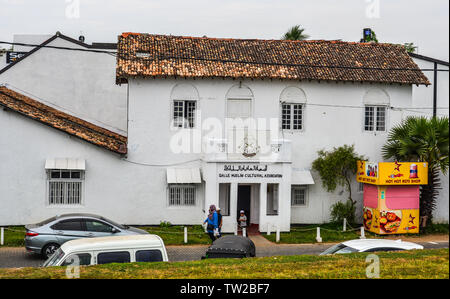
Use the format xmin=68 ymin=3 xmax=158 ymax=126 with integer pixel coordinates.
xmin=382 ymin=116 xmax=449 ymax=224
xmin=282 ymin=25 xmax=309 ymax=41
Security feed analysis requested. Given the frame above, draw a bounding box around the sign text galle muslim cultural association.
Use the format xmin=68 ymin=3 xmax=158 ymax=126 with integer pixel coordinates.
xmin=218 ymin=164 xmax=283 ymax=179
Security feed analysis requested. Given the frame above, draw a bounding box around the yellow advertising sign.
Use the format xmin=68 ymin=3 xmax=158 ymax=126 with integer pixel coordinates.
xmin=363 ymin=207 xmax=420 ymax=234
xmin=357 ymin=161 xmax=428 ymax=185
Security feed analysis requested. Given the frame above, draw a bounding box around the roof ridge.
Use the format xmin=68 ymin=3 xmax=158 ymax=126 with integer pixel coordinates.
xmin=119 ymin=32 xmax=401 ymax=46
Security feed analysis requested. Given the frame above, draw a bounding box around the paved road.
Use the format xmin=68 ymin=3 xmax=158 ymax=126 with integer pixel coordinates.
xmin=0 ymin=241 xmax=448 ymax=269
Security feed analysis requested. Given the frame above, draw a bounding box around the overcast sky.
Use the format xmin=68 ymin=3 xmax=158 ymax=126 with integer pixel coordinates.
xmin=0 ymin=0 xmax=448 ymax=60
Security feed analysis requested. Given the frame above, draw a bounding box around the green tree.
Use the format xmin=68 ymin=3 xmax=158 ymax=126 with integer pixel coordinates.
xmin=312 ymin=145 xmax=365 ymax=223
xmin=403 ymin=42 xmax=417 ymax=53
xmin=282 ymin=25 xmax=309 ymax=41
xmin=382 ymin=116 xmax=449 ymax=224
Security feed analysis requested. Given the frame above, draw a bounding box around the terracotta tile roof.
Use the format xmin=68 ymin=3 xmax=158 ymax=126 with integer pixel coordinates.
xmin=116 ymin=33 xmax=430 ymax=85
xmin=0 ymin=86 xmax=127 ymax=154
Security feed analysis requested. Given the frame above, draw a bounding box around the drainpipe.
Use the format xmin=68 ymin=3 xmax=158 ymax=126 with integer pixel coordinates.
xmin=433 ymin=62 xmax=437 ymax=118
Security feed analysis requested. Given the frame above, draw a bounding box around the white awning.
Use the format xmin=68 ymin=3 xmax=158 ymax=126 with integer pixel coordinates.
xmin=45 ymin=158 xmax=86 ymax=170
xmin=167 ymin=168 xmax=202 ymax=184
xmin=292 ymin=170 xmax=315 ymax=185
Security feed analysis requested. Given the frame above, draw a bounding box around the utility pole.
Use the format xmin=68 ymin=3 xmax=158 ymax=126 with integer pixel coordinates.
xmin=433 ymin=62 xmax=437 ymax=118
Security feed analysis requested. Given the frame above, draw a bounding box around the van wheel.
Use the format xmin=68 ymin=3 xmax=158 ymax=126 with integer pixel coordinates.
xmin=42 ymin=243 xmax=60 ymax=259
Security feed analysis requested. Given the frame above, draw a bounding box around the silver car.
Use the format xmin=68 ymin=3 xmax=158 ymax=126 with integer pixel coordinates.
xmin=25 ymin=213 xmax=148 ymax=259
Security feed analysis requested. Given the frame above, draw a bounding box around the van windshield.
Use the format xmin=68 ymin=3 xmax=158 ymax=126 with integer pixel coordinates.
xmin=43 ymin=248 xmax=65 ymax=267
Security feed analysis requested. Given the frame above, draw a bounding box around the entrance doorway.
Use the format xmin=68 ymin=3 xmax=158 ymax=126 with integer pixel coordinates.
xmin=237 ymin=185 xmax=251 ymax=227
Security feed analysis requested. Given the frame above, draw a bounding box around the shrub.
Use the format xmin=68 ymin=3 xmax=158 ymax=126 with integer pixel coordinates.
xmin=330 ymin=200 xmax=356 ymax=224
xmin=159 ymin=221 xmax=172 ymax=228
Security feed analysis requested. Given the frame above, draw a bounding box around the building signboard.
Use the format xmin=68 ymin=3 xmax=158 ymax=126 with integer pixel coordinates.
xmin=357 ymin=161 xmax=428 ymax=185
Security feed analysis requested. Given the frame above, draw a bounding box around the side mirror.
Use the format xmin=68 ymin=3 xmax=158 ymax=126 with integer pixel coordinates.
xmin=111 ymin=227 xmax=119 ymax=234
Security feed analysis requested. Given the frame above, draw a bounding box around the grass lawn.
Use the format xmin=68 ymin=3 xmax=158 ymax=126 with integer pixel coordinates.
xmin=0 ymin=249 xmax=447 ymax=279
xmin=1 ymin=227 xmax=26 ymax=247
xmin=0 ymin=225 xmax=211 ymax=247
xmin=138 ymin=225 xmax=211 ymax=245
xmin=263 ymin=223 xmax=449 ymax=244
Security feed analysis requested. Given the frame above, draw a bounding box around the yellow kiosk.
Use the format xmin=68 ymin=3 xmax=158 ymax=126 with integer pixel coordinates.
xmin=357 ymin=161 xmax=428 ymax=234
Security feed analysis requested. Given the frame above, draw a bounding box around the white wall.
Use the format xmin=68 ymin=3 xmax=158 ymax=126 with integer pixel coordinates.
xmin=128 ymin=78 xmax=422 ymax=225
xmin=0 ymin=108 xmax=204 ymax=226
xmin=0 ymin=37 xmax=127 ymax=135
xmin=2 ymin=75 xmax=447 ymax=226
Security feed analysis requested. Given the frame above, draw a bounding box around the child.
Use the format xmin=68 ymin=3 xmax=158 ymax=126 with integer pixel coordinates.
xmin=238 ymin=210 xmax=247 ymax=232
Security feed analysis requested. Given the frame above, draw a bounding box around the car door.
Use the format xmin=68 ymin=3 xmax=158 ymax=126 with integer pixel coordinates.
xmin=51 ymin=218 xmax=86 ymax=244
xmin=83 ymin=219 xmax=116 ymax=238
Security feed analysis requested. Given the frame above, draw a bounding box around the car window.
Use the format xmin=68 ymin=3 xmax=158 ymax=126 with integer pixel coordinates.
xmin=136 ymin=250 xmax=163 ymax=262
xmin=51 ymin=219 xmax=84 ymax=231
xmin=99 ymin=216 xmax=128 ymax=229
xmin=61 ymin=253 xmax=92 ymax=266
xmin=97 ymin=251 xmax=130 ymax=264
xmin=321 ymin=244 xmax=358 ymax=255
xmin=363 ymin=247 xmax=403 ymax=253
xmin=85 ymin=220 xmax=113 ymax=233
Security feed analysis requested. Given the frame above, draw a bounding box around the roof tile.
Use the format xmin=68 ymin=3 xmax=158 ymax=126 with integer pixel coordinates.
xmin=0 ymin=87 xmax=127 ymax=154
xmin=116 ymin=34 xmax=430 ymax=85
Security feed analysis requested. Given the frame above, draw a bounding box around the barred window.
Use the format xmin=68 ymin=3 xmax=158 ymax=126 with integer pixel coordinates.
xmin=365 ymin=106 xmax=386 ymax=132
xmin=291 ymin=186 xmax=307 ymax=206
xmin=282 ymin=103 xmax=303 ymax=130
xmin=173 ymin=100 xmax=196 ymax=128
xmin=48 ymin=170 xmax=84 ymax=205
xmin=168 ymin=185 xmax=196 ymax=206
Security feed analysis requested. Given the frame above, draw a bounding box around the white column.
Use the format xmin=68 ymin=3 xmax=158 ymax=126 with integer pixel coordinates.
xmin=280 ymin=163 xmax=292 ymax=232
xmin=229 ymin=182 xmax=238 ymax=233
xmin=204 ymin=163 xmax=218 ymax=221
xmin=259 ymin=182 xmax=267 ymax=232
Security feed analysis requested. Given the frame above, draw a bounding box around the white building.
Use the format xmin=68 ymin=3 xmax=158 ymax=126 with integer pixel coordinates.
xmin=0 ymin=32 xmax=127 ymax=135
xmin=1 ymin=33 xmax=446 ymax=229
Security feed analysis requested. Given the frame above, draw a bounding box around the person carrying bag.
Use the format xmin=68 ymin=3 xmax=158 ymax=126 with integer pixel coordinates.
xmin=203 ymin=204 xmax=219 ymax=242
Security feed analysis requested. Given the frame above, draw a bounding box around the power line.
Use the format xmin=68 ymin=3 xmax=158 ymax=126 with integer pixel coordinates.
xmin=0 ymin=41 xmax=116 ymax=55
xmin=1 ymin=40 xmax=448 ymax=73
xmin=117 ymin=54 xmax=450 ymax=73
xmin=121 ymin=158 xmax=202 ymax=167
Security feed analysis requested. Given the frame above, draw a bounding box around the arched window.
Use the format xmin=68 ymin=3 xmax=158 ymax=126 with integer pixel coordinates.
xmin=363 ymin=88 xmax=390 ymax=132
xmin=226 ymin=84 xmax=254 ymax=119
xmin=280 ymin=86 xmax=307 ymax=131
xmin=170 ymin=84 xmax=199 ymax=128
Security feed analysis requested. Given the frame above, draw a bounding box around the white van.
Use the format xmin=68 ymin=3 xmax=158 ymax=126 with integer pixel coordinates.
xmin=43 ymin=234 xmax=168 ymax=267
